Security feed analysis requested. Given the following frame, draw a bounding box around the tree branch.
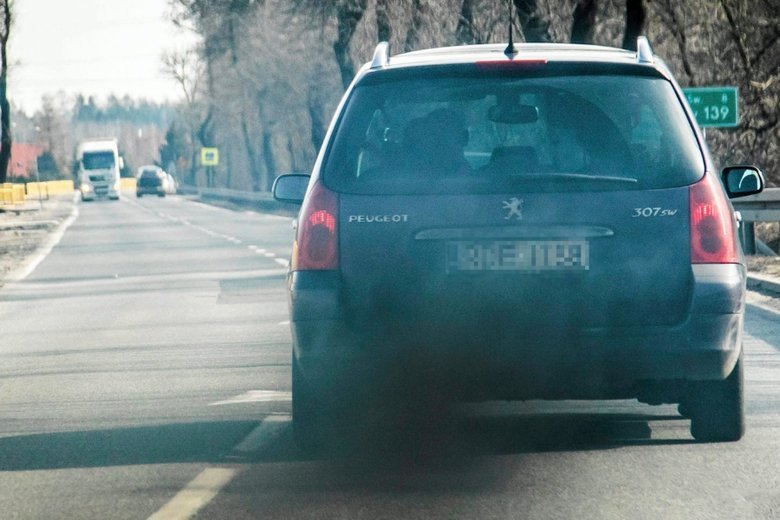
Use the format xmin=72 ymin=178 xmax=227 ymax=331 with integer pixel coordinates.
xmin=719 ymin=0 xmax=751 ymax=74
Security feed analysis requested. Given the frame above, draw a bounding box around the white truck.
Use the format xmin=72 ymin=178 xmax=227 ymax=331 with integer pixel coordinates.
xmin=76 ymin=139 xmax=123 ymax=201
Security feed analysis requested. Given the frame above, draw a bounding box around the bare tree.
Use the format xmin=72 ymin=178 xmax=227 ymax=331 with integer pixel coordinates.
xmin=570 ymin=0 xmax=597 ymax=44
xmin=0 ymin=0 xmax=11 ymax=183
xmin=621 ymin=0 xmax=645 ymax=50
xmin=376 ymin=0 xmax=392 ymax=42
xmin=514 ymin=0 xmax=552 ymax=42
xmin=653 ymin=0 xmax=696 ymax=83
xmin=290 ymin=0 xmax=369 ymax=89
xmin=455 ymin=0 xmax=477 ymax=44
xmin=162 ymin=49 xmax=206 ymax=185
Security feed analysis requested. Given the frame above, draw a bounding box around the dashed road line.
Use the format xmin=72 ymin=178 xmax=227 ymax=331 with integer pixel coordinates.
xmin=147 ymin=414 xmax=291 ymax=519
xmin=209 ymin=390 xmax=291 ymax=406
xmin=231 ymin=414 xmax=290 ymax=453
xmin=128 ymin=197 xmax=289 ymax=268
xmin=147 ymin=468 xmax=238 ymax=520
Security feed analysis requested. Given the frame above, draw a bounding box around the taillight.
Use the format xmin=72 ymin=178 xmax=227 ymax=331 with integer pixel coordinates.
xmin=689 ymin=173 xmax=738 ymax=264
xmin=293 ymin=181 xmax=338 ymax=270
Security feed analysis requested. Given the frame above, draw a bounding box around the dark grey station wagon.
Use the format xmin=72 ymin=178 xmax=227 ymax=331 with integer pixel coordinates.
xmin=274 ymin=38 xmax=764 ymax=450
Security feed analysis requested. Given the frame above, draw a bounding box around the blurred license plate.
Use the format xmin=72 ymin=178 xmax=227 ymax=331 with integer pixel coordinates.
xmin=447 ymin=240 xmax=589 ymax=272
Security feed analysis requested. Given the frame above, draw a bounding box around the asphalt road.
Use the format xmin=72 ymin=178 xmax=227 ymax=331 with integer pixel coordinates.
xmin=1 ymin=194 xmax=780 ymax=519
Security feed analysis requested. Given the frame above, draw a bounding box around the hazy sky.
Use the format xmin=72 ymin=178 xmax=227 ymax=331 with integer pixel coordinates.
xmin=9 ymin=0 xmax=199 ymax=114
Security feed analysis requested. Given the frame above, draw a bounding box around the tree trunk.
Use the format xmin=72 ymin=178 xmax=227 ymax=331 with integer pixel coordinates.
xmin=241 ymin=112 xmax=262 ymax=191
xmin=570 ymin=0 xmax=597 ymax=44
xmin=261 ymin=130 xmax=277 ymax=192
xmin=376 ymin=0 xmax=391 ymax=43
xmin=404 ymin=0 xmax=428 ymax=52
xmin=0 ymin=1 xmax=11 ymax=184
xmin=456 ymin=0 xmax=476 ymax=44
xmin=307 ymin=87 xmax=327 ymax=152
xmin=621 ymin=0 xmax=646 ymax=51
xmin=513 ymin=0 xmax=551 ymax=43
xmin=333 ymin=0 xmax=368 ymax=90
xmin=0 ymin=75 xmax=10 ymax=184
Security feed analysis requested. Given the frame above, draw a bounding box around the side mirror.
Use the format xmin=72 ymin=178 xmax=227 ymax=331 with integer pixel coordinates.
xmin=272 ymin=173 xmax=310 ymax=204
xmin=722 ymin=165 xmax=764 ymax=199
xmin=119 ymin=157 xmax=125 ymax=169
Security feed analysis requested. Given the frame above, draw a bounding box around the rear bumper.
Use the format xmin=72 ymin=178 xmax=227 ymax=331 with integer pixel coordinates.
xmin=81 ymin=183 xmax=118 ymax=200
xmin=137 ymin=185 xmax=164 ymax=195
xmin=288 ymin=264 xmax=746 ymax=400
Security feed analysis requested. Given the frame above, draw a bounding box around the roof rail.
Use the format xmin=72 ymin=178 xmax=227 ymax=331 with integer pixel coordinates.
xmin=370 ymin=42 xmax=390 ymax=69
xmin=636 ymin=36 xmax=654 ymax=64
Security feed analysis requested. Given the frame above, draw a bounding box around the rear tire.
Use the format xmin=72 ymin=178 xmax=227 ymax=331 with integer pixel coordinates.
xmin=688 ymin=353 xmax=745 ymax=442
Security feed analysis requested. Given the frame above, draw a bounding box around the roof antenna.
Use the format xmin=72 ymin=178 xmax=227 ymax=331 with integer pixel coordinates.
xmin=504 ymin=0 xmax=517 ymax=57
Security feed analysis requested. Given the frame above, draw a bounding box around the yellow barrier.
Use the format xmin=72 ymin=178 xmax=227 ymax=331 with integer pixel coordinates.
xmin=25 ymin=180 xmax=75 ymax=196
xmin=0 ymin=183 xmax=25 ymax=206
xmin=120 ymin=178 xmax=137 ymax=191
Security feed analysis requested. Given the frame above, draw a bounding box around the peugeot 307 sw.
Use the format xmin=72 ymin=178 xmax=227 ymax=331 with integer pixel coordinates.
xmin=273 ymin=38 xmax=765 ymax=450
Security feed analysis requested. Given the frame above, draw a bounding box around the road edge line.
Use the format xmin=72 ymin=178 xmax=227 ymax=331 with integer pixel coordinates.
xmin=7 ymin=197 xmax=80 ymax=282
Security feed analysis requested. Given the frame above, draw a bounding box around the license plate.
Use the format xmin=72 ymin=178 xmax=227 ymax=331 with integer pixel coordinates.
xmin=446 ymin=240 xmax=589 ymax=272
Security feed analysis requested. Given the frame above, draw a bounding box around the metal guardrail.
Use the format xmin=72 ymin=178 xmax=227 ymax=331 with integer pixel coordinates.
xmin=198 ymin=187 xmax=274 ymax=203
xmin=731 ymin=188 xmax=780 ymax=222
xmin=195 ymin=186 xmax=297 ymax=217
xmin=732 ymin=188 xmax=780 ymax=255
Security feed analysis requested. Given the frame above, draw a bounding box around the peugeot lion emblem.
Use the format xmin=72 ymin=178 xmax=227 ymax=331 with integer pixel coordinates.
xmin=503 ymin=197 xmax=524 ymax=220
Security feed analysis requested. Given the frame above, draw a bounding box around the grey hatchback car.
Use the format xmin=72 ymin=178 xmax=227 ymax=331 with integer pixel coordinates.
xmin=274 ymin=38 xmax=764 ymax=450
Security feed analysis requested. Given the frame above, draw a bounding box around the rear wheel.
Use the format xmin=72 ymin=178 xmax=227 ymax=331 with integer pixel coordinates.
xmin=688 ymin=353 xmax=745 ymax=442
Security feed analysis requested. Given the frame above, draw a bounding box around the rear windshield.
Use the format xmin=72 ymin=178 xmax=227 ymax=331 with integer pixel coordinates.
xmin=322 ymin=70 xmax=704 ymax=194
xmin=82 ymin=151 xmax=115 ymax=170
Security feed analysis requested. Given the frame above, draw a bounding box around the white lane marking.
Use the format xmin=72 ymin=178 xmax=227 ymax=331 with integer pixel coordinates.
xmin=129 ymin=195 xmax=285 ymax=263
xmin=147 ymin=468 xmax=237 ymax=520
xmin=278 ymin=320 xmax=290 ymax=326
xmin=147 ymin=414 xmax=291 ymax=518
xmin=232 ymin=414 xmax=290 ymax=453
xmin=7 ymin=199 xmax=80 ymax=282
xmin=209 ymin=390 xmax=292 ymax=406
xmin=195 ymin=203 xmax=221 ymax=212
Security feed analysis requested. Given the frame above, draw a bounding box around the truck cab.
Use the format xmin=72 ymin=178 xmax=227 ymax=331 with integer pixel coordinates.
xmin=77 ymin=139 xmax=122 ymax=201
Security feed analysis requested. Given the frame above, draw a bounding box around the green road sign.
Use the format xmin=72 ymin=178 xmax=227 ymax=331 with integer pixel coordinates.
xmin=682 ymin=87 xmax=739 ymax=128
